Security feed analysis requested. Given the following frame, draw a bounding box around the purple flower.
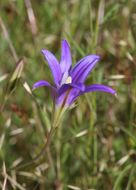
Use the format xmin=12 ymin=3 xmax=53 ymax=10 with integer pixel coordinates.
xmin=33 ymin=39 xmax=116 ymax=107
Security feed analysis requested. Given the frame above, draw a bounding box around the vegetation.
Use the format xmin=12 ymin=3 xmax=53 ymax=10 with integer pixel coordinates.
xmin=0 ymin=0 xmax=136 ymax=189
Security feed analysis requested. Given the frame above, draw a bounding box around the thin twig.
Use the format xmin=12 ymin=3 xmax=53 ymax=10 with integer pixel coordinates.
xmin=5 ymin=174 xmax=26 ymax=190
xmin=2 ymin=163 xmax=7 ymax=190
xmin=0 ymin=16 xmax=18 ymax=62
xmin=24 ymin=0 xmax=37 ymax=36
xmin=12 ymin=126 xmax=56 ymax=170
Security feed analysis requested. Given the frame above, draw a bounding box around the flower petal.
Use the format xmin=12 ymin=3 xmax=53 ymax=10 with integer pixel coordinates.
xmin=41 ymin=49 xmax=62 ymax=86
xmin=66 ymin=84 xmax=116 ymax=105
xmin=83 ymin=84 xmax=116 ymax=95
xmin=60 ymin=39 xmax=72 ymax=74
xmin=32 ymin=80 xmax=51 ymax=90
xmin=32 ymin=80 xmax=57 ymax=99
xmin=56 ymin=83 xmax=84 ymax=106
xmin=65 ymin=88 xmax=80 ymax=106
xmin=58 ymin=83 xmax=85 ymax=96
xmin=70 ymin=55 xmax=100 ymax=83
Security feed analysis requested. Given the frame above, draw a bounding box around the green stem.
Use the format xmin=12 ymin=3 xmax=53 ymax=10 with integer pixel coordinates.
xmin=12 ymin=125 xmax=57 ymax=170
xmin=55 ymin=126 xmax=63 ymax=190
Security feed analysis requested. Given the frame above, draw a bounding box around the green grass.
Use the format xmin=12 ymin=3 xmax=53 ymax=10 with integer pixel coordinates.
xmin=0 ymin=0 xmax=136 ymax=189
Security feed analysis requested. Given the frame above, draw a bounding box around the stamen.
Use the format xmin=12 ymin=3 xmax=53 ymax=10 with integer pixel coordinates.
xmin=65 ymin=76 xmax=72 ymax=84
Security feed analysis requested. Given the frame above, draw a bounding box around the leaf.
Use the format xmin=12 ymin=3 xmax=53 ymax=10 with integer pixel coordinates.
xmin=5 ymin=58 xmax=24 ymax=98
xmin=1 ymin=58 xmax=24 ymax=112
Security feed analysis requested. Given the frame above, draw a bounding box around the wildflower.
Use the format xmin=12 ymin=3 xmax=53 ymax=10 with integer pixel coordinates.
xmin=33 ymin=39 xmax=116 ymax=108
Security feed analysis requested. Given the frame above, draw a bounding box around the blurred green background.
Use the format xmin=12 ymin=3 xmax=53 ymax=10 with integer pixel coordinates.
xmin=0 ymin=0 xmax=136 ymax=189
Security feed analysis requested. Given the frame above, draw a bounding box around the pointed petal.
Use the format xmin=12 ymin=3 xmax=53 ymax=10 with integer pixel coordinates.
xmin=41 ymin=49 xmax=62 ymax=86
xmin=66 ymin=84 xmax=116 ymax=105
xmin=70 ymin=55 xmax=100 ymax=83
xmin=56 ymin=83 xmax=84 ymax=106
xmin=32 ymin=80 xmax=51 ymax=90
xmin=58 ymin=83 xmax=85 ymax=96
xmin=32 ymin=80 xmax=57 ymax=99
xmin=83 ymin=84 xmax=116 ymax=95
xmin=60 ymin=39 xmax=72 ymax=74
xmin=65 ymin=88 xmax=80 ymax=106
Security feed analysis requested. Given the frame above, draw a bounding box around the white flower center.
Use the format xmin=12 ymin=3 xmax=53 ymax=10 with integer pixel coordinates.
xmin=65 ymin=76 xmax=72 ymax=84
xmin=61 ymin=72 xmax=72 ymax=85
